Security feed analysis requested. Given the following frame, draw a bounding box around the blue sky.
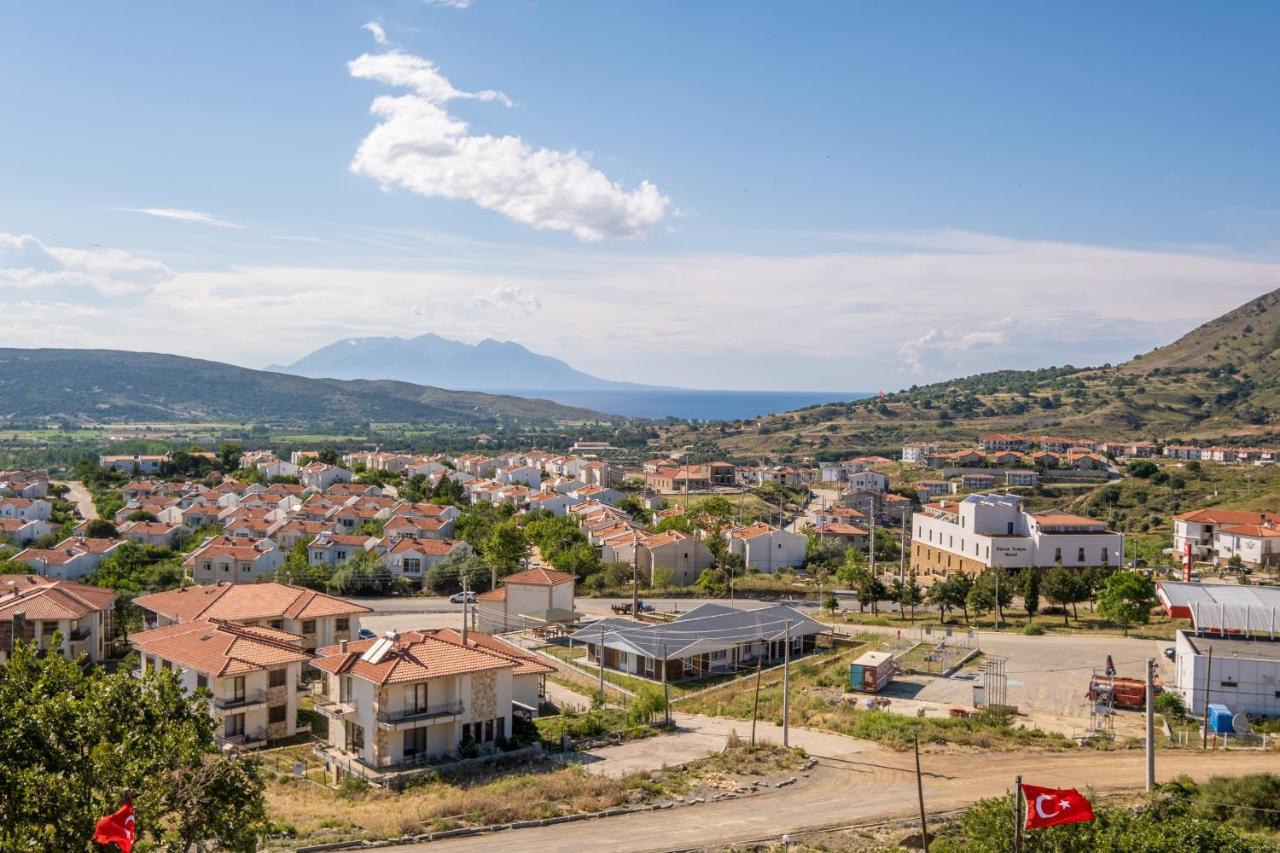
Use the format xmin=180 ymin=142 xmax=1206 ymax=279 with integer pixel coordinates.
xmin=2 ymin=2 xmax=1279 ymax=390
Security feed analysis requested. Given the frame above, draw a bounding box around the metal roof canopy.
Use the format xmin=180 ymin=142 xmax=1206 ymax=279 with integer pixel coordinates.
xmin=1160 ymin=581 xmax=1280 ymax=637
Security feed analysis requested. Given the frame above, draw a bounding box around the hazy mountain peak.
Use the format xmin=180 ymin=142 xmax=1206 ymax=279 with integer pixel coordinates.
xmin=268 ymin=333 xmax=661 ymax=392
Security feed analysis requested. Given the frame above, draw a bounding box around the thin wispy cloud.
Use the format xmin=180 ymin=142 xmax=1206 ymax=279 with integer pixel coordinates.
xmin=421 ymin=0 xmax=473 ymax=8
xmin=347 ymin=48 xmax=671 ymax=241
xmin=119 ymin=207 xmax=244 ymax=229
xmin=361 ymin=21 xmax=388 ymax=46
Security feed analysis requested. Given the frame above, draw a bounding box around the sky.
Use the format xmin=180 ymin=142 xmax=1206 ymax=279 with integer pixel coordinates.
xmin=2 ymin=1 xmax=1279 ymax=391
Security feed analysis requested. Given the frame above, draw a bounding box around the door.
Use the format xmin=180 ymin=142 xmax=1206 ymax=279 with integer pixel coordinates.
xmin=230 ymin=676 xmax=245 ymax=703
xmin=410 ymin=683 xmax=429 ymax=713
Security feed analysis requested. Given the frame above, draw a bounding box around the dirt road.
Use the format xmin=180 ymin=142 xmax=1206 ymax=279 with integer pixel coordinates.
xmin=377 ymin=747 xmax=1278 ymax=853
xmin=52 ymin=479 xmax=96 ymax=520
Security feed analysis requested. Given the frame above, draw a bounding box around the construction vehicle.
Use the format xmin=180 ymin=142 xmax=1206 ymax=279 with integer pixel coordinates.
xmin=1087 ymin=674 xmax=1155 ymax=710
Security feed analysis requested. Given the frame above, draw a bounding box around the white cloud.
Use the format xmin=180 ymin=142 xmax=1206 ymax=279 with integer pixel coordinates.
xmin=347 ymin=49 xmax=670 ymax=241
xmin=7 ymin=229 xmax=1280 ymax=391
xmin=361 ymin=21 xmax=388 ymax=46
xmin=470 ymin=284 xmax=542 ymax=314
xmin=0 ymin=233 xmax=171 ymax=297
xmin=421 ymin=0 xmax=473 ymax=8
xmin=119 ymin=208 xmax=244 ymax=229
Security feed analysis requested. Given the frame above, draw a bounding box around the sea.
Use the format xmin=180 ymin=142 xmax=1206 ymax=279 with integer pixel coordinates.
xmin=502 ymin=389 xmax=873 ymax=421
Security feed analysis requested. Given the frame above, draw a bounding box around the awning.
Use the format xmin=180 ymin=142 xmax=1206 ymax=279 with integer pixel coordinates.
xmin=519 ymin=608 xmax=583 ymax=624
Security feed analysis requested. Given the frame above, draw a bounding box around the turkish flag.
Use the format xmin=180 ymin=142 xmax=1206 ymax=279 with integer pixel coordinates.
xmin=1021 ymin=784 xmax=1095 ymax=829
xmin=92 ymin=801 xmax=135 ymax=853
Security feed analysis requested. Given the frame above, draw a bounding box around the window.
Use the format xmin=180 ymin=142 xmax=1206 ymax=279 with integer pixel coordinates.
xmin=336 ymin=550 xmax=347 ymax=561
xmin=411 ymin=683 xmax=429 ymax=712
xmin=269 ymin=619 xmax=283 ymax=629
xmin=346 ymin=721 xmax=365 ymax=750
xmin=484 ymin=719 xmax=494 ymax=742
xmin=1101 ymin=548 xmax=1109 ymax=566
xmin=202 ymin=561 xmax=212 ymax=572
xmin=225 ymin=714 xmax=245 ymax=737
xmin=268 ymin=704 xmax=287 ymax=724
xmin=1007 ymin=522 xmax=1014 ymax=535
xmin=340 ymin=676 xmax=353 ymax=703
xmin=41 ymin=621 xmax=58 ymax=635
xmin=404 ymin=558 xmax=421 ymax=574
xmin=1221 ymin=678 xmax=1238 ymax=688
xmin=335 ymin=618 xmax=349 ymax=631
xmin=301 ymin=620 xmax=316 ymax=634
xmin=709 ymin=649 xmax=727 ymax=661
xmin=617 ymin=651 xmax=629 ymax=668
xmin=196 ymin=674 xmax=208 ymax=690
xmin=1077 ymin=547 xmax=1085 ymax=563
xmin=268 ymin=669 xmax=286 ymax=688
xmin=496 ymin=717 xmax=505 ymax=741
xmin=1054 ymin=547 xmax=1062 ymax=563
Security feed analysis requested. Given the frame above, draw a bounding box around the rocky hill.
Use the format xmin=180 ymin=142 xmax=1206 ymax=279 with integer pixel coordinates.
xmin=0 ymin=349 xmax=611 ymax=425
xmin=662 ymin=287 xmax=1280 ymax=460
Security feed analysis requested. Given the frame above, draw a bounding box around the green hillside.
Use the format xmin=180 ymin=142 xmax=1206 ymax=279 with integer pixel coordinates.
xmin=0 ymin=348 xmax=610 ymax=426
xmin=662 ymin=287 xmax=1280 ymax=461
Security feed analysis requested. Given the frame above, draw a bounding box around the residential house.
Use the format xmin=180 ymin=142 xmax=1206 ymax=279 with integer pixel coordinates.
xmin=132 ymin=620 xmax=311 ymax=748
xmin=310 ymin=630 xmax=518 ymax=781
xmin=100 ymin=453 xmax=168 ymax=475
xmin=635 ymin=530 xmax=714 ymax=586
xmin=847 ymin=470 xmax=888 ymax=493
xmin=0 ymin=518 xmax=54 ymax=545
xmin=11 ymin=537 xmax=124 ymax=580
xmin=978 ymin=434 xmax=1027 ymax=452
xmin=0 ymin=497 xmax=52 ymax=521
xmin=117 ymin=520 xmax=188 ymax=549
xmin=308 ymin=532 xmax=376 ymax=568
xmin=1005 ymin=470 xmax=1040 ymax=487
xmin=382 ymin=538 xmax=471 ymax=584
xmin=1173 ymin=509 xmax=1280 ymax=567
xmin=901 ymin=442 xmax=938 ymax=464
xmin=186 ymin=536 xmax=284 ymax=584
xmin=299 ymin=463 xmax=353 ymax=491
xmin=952 ymin=473 xmax=997 ymax=493
xmin=135 ymin=580 xmax=367 ymax=649
xmin=724 ymin=523 xmax=807 ymax=572
xmin=429 ymin=628 xmax=556 ymax=716
xmin=0 ymin=575 xmax=117 ymax=662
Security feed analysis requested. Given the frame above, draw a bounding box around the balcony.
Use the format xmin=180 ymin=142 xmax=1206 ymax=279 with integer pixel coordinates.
xmin=216 ymin=730 xmax=268 ymax=751
xmin=376 ymin=700 xmax=464 ymax=729
xmin=68 ymin=627 xmax=92 ymax=642
xmin=212 ymin=691 xmax=268 ymax=712
xmin=312 ymin=695 xmax=356 ymax=720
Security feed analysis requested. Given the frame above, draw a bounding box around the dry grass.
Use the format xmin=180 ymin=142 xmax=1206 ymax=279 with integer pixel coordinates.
xmin=266 ymin=764 xmax=642 ymax=844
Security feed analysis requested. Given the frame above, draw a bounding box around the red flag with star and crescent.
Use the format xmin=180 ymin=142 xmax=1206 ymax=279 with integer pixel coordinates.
xmin=1021 ymin=784 xmax=1095 ymax=829
xmin=92 ymin=801 xmax=135 ymax=853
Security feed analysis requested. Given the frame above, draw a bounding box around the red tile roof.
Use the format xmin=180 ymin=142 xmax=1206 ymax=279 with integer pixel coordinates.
xmin=311 ymin=630 xmax=515 ymax=684
xmin=130 ymin=620 xmax=311 ymax=677
xmin=134 ymin=581 xmax=370 ymax=623
xmin=502 ymin=567 xmax=575 ymax=587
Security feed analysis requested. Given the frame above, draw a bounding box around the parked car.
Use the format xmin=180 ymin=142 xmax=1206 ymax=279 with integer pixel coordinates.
xmin=357 ymin=628 xmax=376 ymax=640
xmin=1163 ymin=646 xmax=1176 ymax=661
xmin=450 ymin=591 xmax=477 ymax=604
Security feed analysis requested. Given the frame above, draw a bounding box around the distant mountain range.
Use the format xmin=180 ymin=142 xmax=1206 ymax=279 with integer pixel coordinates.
xmin=0 ymin=348 xmax=608 ymax=425
xmin=268 ymin=333 xmax=664 ymax=393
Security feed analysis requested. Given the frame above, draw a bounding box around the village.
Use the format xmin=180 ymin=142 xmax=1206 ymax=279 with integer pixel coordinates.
xmin=1 ymin=426 xmax=1279 ymax=847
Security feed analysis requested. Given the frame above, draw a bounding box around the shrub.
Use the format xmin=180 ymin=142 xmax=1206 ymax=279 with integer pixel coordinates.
xmin=1022 ymin=623 xmax=1045 ymax=636
xmin=1155 ymin=691 xmax=1186 ymax=720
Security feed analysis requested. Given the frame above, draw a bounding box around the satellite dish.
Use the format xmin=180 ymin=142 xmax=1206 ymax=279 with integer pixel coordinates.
xmin=1232 ymin=713 xmax=1251 ymax=735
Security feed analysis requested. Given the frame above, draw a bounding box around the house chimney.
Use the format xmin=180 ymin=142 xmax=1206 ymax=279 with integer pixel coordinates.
xmin=339 ymin=640 xmax=349 ymax=653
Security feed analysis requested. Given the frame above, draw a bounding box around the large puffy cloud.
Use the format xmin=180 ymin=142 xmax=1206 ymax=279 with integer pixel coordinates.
xmin=0 ymin=233 xmax=171 ymax=296
xmin=348 ymin=50 xmax=670 ymax=241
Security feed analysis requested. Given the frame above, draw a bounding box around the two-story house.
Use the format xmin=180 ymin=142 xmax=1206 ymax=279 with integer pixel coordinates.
xmin=132 ymin=620 xmax=312 ymax=748
xmin=0 ymin=575 xmax=118 ymax=662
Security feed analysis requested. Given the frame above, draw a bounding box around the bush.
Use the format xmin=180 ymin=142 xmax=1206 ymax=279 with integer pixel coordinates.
xmin=1022 ymin=623 xmax=1045 ymax=636
xmin=1155 ymin=691 xmax=1186 ymax=720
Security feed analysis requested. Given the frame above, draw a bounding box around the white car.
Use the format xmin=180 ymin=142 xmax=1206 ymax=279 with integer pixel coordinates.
xmin=449 ymin=591 xmax=477 ymax=604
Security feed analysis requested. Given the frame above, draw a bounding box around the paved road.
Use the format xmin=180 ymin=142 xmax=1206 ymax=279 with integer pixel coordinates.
xmin=53 ymin=479 xmax=96 ymax=520
xmin=377 ymin=746 xmax=1276 ymax=853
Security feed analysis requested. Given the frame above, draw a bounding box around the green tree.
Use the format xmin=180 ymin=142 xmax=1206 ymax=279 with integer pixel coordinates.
xmin=87 ymin=541 xmax=182 ymax=595
xmin=328 ymin=549 xmax=394 ymax=596
xmin=1043 ymin=564 xmax=1086 ymax=626
xmin=424 ymin=550 xmax=489 ymax=594
xmin=897 ymin=570 xmax=923 ymax=621
xmin=274 ymin=539 xmax=331 ymax=590
xmin=1097 ymin=570 xmax=1158 ymax=636
xmin=651 ymin=566 xmax=677 ymax=590
xmin=430 ymin=475 xmax=467 ymax=506
xmin=483 ymin=519 xmax=529 ymax=583
xmin=0 ymin=640 xmax=268 ymax=850
xmin=972 ymin=567 xmax=1012 ymax=624
xmin=86 ymin=518 xmax=119 ymax=539
xmin=400 ymin=473 xmax=430 ymax=503
xmin=1022 ymin=568 xmax=1040 ymax=622
xmin=217 ymin=441 xmax=244 ymax=471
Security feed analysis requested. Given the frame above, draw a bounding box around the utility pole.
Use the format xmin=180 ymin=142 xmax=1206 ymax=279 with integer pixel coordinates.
xmin=461 ymin=574 xmax=469 ymax=646
xmin=869 ymin=510 xmax=877 ymax=577
xmin=899 ymin=511 xmax=907 ymax=583
xmin=1145 ymin=657 xmax=1155 ymax=791
xmin=782 ymin=620 xmax=792 ymax=747
xmin=1201 ymin=646 xmax=1213 ymax=749
xmin=598 ymin=623 xmax=607 ymax=707
xmin=1013 ymin=774 xmax=1023 ymax=853
xmin=750 ymin=659 xmax=762 ymax=747
xmin=913 ymin=736 xmax=929 ymax=851
xmin=661 ymin=640 xmax=670 ymax=727
xmin=632 ymin=561 xmax=639 ymax=619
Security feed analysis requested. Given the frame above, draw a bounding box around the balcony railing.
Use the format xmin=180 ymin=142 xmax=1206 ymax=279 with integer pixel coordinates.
xmin=212 ymin=691 xmax=267 ymax=711
xmin=312 ymin=695 xmax=356 ymax=720
xmin=376 ymin=700 xmax=464 ymax=725
xmin=68 ymin=628 xmax=92 ymax=642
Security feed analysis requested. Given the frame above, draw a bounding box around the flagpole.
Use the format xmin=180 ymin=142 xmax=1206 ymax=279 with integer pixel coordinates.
xmin=1013 ymin=774 xmax=1023 ymax=853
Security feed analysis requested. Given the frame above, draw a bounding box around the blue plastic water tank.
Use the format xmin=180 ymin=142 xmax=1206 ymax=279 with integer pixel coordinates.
xmin=1207 ymin=703 xmax=1234 ymax=734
